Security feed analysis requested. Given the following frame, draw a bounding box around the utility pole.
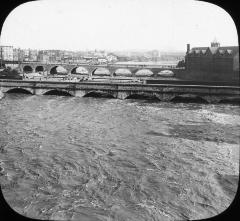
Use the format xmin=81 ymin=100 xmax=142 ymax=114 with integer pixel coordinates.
xmin=0 ymin=46 xmax=3 ymax=68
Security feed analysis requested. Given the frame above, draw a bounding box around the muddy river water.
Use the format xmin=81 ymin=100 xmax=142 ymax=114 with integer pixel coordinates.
xmin=0 ymin=93 xmax=239 ymax=220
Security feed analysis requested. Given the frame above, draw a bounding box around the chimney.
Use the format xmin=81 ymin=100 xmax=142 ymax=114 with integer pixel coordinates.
xmin=187 ymin=44 xmax=190 ymax=53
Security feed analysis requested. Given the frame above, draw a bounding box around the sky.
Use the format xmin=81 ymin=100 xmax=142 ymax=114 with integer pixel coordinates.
xmin=0 ymin=0 xmax=238 ymax=52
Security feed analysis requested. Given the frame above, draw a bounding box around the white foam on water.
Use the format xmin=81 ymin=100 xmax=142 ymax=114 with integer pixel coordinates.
xmin=198 ymin=109 xmax=240 ymax=125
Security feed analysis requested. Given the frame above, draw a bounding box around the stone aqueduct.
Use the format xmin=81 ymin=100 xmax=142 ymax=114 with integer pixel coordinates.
xmin=19 ymin=63 xmax=184 ymax=77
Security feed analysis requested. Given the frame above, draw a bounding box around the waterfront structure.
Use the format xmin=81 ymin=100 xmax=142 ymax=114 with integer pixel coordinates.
xmin=0 ymin=79 xmax=239 ymax=103
xmin=106 ymin=54 xmax=118 ymax=62
xmin=8 ymin=61 xmax=182 ymax=77
xmin=97 ymin=58 xmax=108 ymax=64
xmin=37 ymin=51 xmax=49 ymax=63
xmin=0 ymin=45 xmax=120 ymax=65
xmin=185 ymin=40 xmax=239 ymax=73
xmin=13 ymin=48 xmax=19 ymax=61
xmin=29 ymin=49 xmax=38 ymax=61
xmin=0 ymin=46 xmax=14 ymax=61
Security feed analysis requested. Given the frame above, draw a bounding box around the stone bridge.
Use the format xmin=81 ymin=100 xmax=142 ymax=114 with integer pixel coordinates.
xmin=0 ymin=79 xmax=239 ymax=103
xmin=5 ymin=61 xmax=185 ymax=77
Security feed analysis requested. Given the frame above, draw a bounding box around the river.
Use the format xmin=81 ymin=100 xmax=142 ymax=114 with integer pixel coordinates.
xmin=0 ymin=93 xmax=239 ymax=220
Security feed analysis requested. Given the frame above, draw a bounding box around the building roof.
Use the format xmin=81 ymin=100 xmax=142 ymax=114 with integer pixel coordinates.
xmin=188 ymin=45 xmax=238 ymax=57
xmin=189 ymin=47 xmax=208 ymax=54
xmin=208 ymin=47 xmax=218 ymax=54
xmin=219 ymin=46 xmax=239 ymax=55
xmin=218 ymin=49 xmax=225 ymax=54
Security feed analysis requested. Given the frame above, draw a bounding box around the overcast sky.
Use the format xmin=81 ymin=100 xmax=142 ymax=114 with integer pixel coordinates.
xmin=0 ymin=0 xmax=238 ymax=51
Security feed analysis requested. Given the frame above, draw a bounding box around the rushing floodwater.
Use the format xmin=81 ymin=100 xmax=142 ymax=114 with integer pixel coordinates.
xmin=0 ymin=93 xmax=239 ymax=221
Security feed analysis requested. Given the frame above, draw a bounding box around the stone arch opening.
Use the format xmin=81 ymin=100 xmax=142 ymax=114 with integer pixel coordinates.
xmin=35 ymin=66 xmax=44 ymax=72
xmin=43 ymin=90 xmax=72 ymax=96
xmin=157 ymin=70 xmax=175 ymax=77
xmin=135 ymin=69 xmax=154 ymax=77
xmin=113 ymin=68 xmax=132 ymax=77
xmin=171 ymin=95 xmax=208 ymax=103
xmin=50 ymin=66 xmax=68 ymax=75
xmin=23 ymin=65 xmax=33 ymax=73
xmin=6 ymin=88 xmax=32 ymax=94
xmin=218 ymin=97 xmax=240 ymax=105
xmin=125 ymin=93 xmax=160 ymax=101
xmin=84 ymin=91 xmax=115 ymax=98
xmin=92 ymin=68 xmax=110 ymax=76
xmin=71 ymin=66 xmax=89 ymax=75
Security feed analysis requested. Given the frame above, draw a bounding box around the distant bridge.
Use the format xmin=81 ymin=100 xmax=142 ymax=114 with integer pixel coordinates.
xmin=0 ymin=79 xmax=239 ymax=103
xmin=3 ymin=60 xmax=185 ymax=77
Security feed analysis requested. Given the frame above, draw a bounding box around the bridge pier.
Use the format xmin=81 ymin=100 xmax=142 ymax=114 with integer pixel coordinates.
xmin=34 ymin=88 xmax=47 ymax=95
xmin=116 ymin=91 xmax=129 ymax=99
xmin=74 ymin=90 xmax=86 ymax=97
xmin=155 ymin=93 xmax=175 ymax=102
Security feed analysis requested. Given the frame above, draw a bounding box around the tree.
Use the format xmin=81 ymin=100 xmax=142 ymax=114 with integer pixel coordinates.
xmin=177 ymin=60 xmax=185 ymax=68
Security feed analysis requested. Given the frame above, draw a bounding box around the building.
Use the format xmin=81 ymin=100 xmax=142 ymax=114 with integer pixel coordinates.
xmin=29 ymin=49 xmax=38 ymax=61
xmin=22 ymin=49 xmax=31 ymax=61
xmin=13 ymin=48 xmax=19 ymax=61
xmin=185 ymin=40 xmax=239 ymax=73
xmin=160 ymin=51 xmax=185 ymax=61
xmin=146 ymin=50 xmax=160 ymax=62
xmin=37 ymin=51 xmax=49 ymax=63
xmin=0 ymin=46 xmax=14 ymax=61
xmin=97 ymin=57 xmax=108 ymax=64
xmin=106 ymin=53 xmax=118 ymax=62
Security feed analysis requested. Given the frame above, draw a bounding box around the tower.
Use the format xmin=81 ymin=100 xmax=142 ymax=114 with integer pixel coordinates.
xmin=211 ymin=38 xmax=220 ymax=48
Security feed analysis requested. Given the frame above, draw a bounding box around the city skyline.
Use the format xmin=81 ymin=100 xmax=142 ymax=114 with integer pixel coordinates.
xmin=0 ymin=0 xmax=238 ymax=52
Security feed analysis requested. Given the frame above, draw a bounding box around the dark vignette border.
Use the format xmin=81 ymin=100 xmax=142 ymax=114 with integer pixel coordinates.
xmin=0 ymin=0 xmax=239 ymax=221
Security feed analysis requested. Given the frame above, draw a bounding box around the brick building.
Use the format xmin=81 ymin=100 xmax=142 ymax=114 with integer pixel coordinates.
xmin=185 ymin=41 xmax=239 ymax=73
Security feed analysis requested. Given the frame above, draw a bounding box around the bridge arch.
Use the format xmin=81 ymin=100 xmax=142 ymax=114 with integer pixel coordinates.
xmin=35 ymin=66 xmax=44 ymax=72
xmin=43 ymin=89 xmax=73 ymax=96
xmin=113 ymin=68 xmax=132 ymax=77
xmin=125 ymin=92 xmax=160 ymax=100
xmin=83 ymin=90 xmax=115 ymax=98
xmin=92 ymin=68 xmax=111 ymax=76
xmin=71 ymin=66 xmax=89 ymax=75
xmin=218 ymin=97 xmax=240 ymax=104
xmin=156 ymin=70 xmax=175 ymax=77
xmin=23 ymin=65 xmax=33 ymax=73
xmin=5 ymin=87 xmax=33 ymax=94
xmin=135 ymin=69 xmax=154 ymax=77
xmin=170 ymin=94 xmax=208 ymax=103
xmin=49 ymin=66 xmax=68 ymax=75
